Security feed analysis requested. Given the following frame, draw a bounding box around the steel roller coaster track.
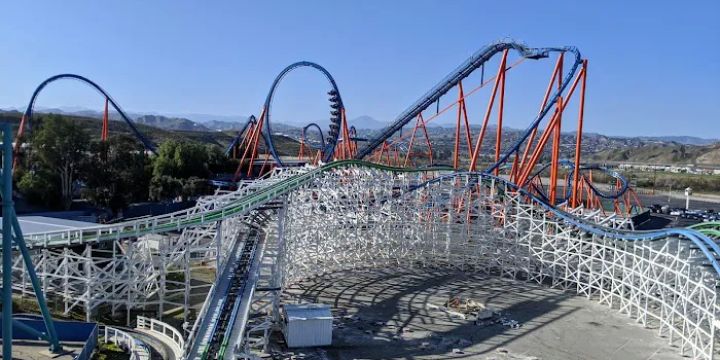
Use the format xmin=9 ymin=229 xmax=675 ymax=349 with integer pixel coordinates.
xmin=261 ymin=61 xmax=345 ymax=166
xmin=15 ymin=73 xmax=157 ymax=154
xmin=354 ymin=41 xmax=581 ymax=167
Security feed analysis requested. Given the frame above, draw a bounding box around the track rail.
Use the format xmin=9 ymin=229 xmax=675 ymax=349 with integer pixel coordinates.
xmin=262 ymin=61 xmax=345 ymax=165
xmin=355 ymin=41 xmax=581 ymax=165
xmin=18 ymin=73 xmax=157 ymax=153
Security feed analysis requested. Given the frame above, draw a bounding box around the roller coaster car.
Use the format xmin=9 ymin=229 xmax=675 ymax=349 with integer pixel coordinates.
xmin=330 ymin=110 xmax=340 ymax=116
xmin=523 ymin=50 xmax=550 ymax=60
xmin=327 ymin=89 xmax=338 ymax=96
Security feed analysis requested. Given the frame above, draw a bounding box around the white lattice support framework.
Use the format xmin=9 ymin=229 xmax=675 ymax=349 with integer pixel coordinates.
xmin=271 ymin=169 xmax=718 ymax=359
xmin=7 ymin=164 xmax=718 ymax=359
xmin=8 ymin=167 xmax=310 ymax=327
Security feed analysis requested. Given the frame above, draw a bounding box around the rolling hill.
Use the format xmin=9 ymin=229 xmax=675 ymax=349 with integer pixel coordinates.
xmin=589 ymin=143 xmax=720 ymax=167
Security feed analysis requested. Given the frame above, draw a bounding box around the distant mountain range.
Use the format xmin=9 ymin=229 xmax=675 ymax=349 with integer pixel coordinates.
xmin=2 ymin=106 xmax=717 ymax=149
xmin=135 ymin=115 xmax=210 ymax=131
xmin=636 ymin=136 xmax=718 ymax=146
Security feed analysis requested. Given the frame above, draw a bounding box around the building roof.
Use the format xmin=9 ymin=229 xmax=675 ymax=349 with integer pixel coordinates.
xmin=0 ymin=216 xmax=98 ymax=234
xmin=284 ymin=304 xmax=333 ymax=321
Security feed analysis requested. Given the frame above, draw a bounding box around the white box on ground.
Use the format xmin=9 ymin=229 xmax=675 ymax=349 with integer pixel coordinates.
xmin=282 ymin=303 xmax=332 ymax=347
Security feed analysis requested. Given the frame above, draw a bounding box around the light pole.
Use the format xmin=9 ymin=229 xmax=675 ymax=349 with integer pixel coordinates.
xmin=684 ymin=187 xmax=692 ymax=210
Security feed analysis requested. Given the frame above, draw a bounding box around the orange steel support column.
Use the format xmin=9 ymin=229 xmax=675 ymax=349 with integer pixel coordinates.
xmin=259 ymin=151 xmax=271 ymax=175
xmin=514 ymin=55 xmax=564 ymax=181
xmin=548 ymin=55 xmax=564 ymax=205
xmin=516 ymin=65 xmax=584 ymax=186
xmin=571 ymin=59 xmax=588 ymax=207
xmin=246 ymin=113 xmax=266 ymax=177
xmin=238 ymin=122 xmax=258 ymax=166
xmin=458 ymin=82 xmax=473 ymax=156
xmin=469 ymin=49 xmax=509 ymax=171
xmin=14 ymin=115 xmax=27 ymax=156
xmin=237 ymin=123 xmax=255 ymax=158
xmin=494 ymin=61 xmax=506 ymax=176
xmin=404 ymin=117 xmax=421 ymax=167
xmin=419 ymin=114 xmax=434 ymax=165
xmin=235 ymin=108 xmax=266 ymax=180
xmin=549 ymin=100 xmax=562 ymax=205
xmin=101 ymin=98 xmax=109 ymax=141
xmin=298 ymin=141 xmax=305 ymax=161
xmin=234 ymin=123 xmax=256 ymax=179
xmin=341 ymin=110 xmax=352 ymax=159
xmin=453 ymin=83 xmax=463 ymax=169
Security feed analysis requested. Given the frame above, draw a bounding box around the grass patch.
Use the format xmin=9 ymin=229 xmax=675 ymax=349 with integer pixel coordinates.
xmin=93 ymin=342 xmax=130 ymax=360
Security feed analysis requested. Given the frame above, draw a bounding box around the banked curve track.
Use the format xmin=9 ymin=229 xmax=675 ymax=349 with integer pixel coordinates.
xmin=23 ymin=160 xmax=720 ymax=277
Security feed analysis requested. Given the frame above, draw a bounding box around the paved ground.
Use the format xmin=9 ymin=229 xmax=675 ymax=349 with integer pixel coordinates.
xmin=637 ymin=193 xmax=720 ymax=212
xmin=274 ymin=269 xmax=679 ymax=360
xmin=0 ymin=340 xmax=85 ymax=360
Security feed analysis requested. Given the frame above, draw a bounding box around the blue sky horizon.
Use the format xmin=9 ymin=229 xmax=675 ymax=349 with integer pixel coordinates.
xmin=1 ymin=1 xmax=718 ymax=138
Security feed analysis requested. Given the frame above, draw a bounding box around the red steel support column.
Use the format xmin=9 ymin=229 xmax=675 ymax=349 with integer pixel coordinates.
xmin=469 ymin=49 xmax=509 ymax=171
xmin=494 ymin=61 xmax=506 ymax=176
xmin=453 ymin=82 xmax=463 ymax=169
xmin=13 ymin=115 xmax=27 ymax=157
xmin=235 ymin=108 xmax=266 ymax=180
xmin=298 ymin=141 xmax=305 ymax=161
xmin=246 ymin=113 xmax=266 ymax=177
xmin=458 ymin=82 xmax=473 ymax=157
xmin=548 ymin=54 xmax=564 ymax=205
xmin=100 ymin=98 xmax=110 ymax=141
xmin=404 ymin=116 xmax=421 ymax=167
xmin=516 ymin=64 xmax=584 ymax=187
xmin=514 ymin=55 xmax=564 ymax=181
xmin=419 ymin=114 xmax=434 ymax=165
xmin=101 ymin=98 xmax=109 ymax=141
xmin=571 ymin=59 xmax=588 ymax=207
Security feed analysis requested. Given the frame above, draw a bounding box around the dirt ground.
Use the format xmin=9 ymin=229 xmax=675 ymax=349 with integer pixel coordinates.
xmin=272 ymin=269 xmax=680 ymax=360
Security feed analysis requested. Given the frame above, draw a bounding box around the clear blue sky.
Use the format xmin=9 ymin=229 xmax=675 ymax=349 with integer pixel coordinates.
xmin=1 ymin=1 xmax=718 ymax=137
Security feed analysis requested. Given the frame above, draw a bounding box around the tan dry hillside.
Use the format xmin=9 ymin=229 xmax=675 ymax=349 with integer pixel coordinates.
xmin=589 ymin=143 xmax=720 ymax=167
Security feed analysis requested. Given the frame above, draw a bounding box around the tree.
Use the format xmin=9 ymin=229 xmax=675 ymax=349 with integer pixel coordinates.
xmin=17 ymin=168 xmax=61 ymax=208
xmin=83 ymin=134 xmax=151 ymax=214
xmin=182 ymin=176 xmax=211 ymax=198
xmin=149 ymin=175 xmax=183 ymax=202
xmin=206 ymin=145 xmax=234 ymax=174
xmin=149 ymin=140 xmax=226 ymax=201
xmin=25 ymin=115 xmax=90 ymax=209
xmin=152 ymin=140 xmax=211 ymax=179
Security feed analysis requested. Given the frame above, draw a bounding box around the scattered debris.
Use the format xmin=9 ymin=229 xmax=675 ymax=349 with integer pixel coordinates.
xmin=502 ymin=318 xmax=521 ymax=328
xmin=426 ymin=302 xmax=467 ymax=319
